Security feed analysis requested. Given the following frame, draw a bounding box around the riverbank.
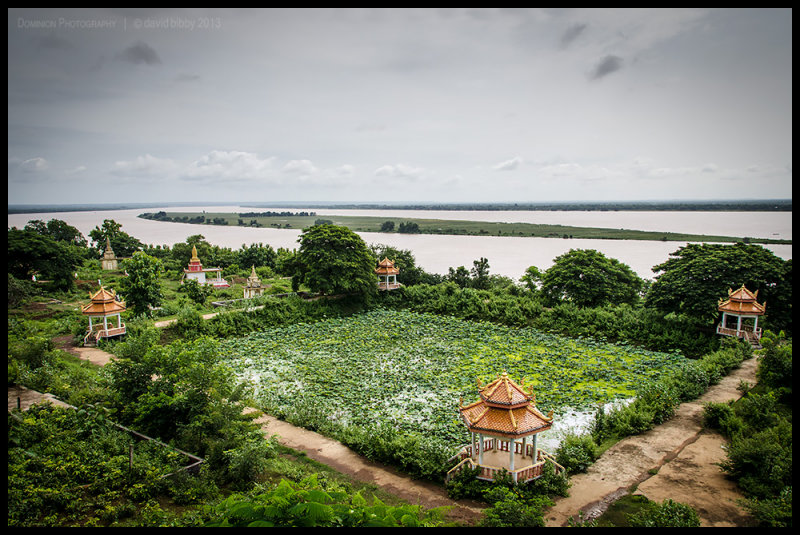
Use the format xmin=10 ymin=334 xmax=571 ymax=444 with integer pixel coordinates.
xmin=139 ymin=210 xmax=791 ymax=245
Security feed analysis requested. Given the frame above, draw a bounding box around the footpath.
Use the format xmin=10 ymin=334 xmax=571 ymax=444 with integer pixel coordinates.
xmin=10 ymin=343 xmax=757 ymax=527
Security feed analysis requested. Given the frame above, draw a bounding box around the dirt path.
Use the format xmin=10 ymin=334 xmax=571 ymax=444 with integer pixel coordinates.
xmin=543 ymin=356 xmax=758 ymax=527
xmin=26 ymin=339 xmax=758 ymax=527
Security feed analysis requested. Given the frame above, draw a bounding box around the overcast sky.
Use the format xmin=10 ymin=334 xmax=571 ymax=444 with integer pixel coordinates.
xmin=8 ymin=8 xmax=793 ymax=205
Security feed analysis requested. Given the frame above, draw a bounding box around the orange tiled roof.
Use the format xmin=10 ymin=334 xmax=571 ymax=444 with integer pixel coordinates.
xmin=82 ymin=287 xmax=126 ymax=316
xmin=459 ymin=372 xmax=553 ymax=438
xmin=718 ymin=285 xmax=766 ymax=315
xmin=375 ymin=257 xmax=399 ymax=275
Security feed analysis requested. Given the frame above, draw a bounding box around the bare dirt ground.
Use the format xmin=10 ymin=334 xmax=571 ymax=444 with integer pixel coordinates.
xmin=544 ymin=356 xmax=758 ymax=527
xmin=15 ymin=338 xmax=759 ymax=527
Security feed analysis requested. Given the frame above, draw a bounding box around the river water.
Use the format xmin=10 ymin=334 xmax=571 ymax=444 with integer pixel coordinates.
xmin=7 ymin=206 xmax=792 ymax=280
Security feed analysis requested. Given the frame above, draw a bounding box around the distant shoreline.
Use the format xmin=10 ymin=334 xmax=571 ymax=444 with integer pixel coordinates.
xmin=136 ymin=210 xmax=792 ymax=245
xmin=6 ymin=199 xmax=793 ymax=215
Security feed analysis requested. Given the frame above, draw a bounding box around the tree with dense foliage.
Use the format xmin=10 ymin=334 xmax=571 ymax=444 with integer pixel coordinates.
xmin=23 ymin=218 xmax=88 ymax=248
xmin=645 ymin=243 xmax=791 ymax=328
xmin=89 ymin=219 xmax=144 ymax=257
xmin=470 ymin=257 xmax=491 ymax=290
xmin=237 ymin=242 xmax=277 ymax=271
xmin=120 ymin=251 xmax=164 ymax=315
xmin=540 ymin=249 xmax=643 ymax=308
xmin=7 ymin=228 xmax=83 ymax=291
xmin=296 ymin=224 xmax=377 ymax=296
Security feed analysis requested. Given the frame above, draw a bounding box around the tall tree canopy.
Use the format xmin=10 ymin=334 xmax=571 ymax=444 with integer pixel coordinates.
xmin=540 ymin=248 xmax=643 ymax=308
xmin=120 ymin=251 xmax=164 ymax=316
xmin=7 ymin=228 xmax=83 ymax=290
xmin=89 ymin=219 xmax=143 ymax=258
xmin=296 ymin=224 xmax=377 ymax=296
xmin=645 ymin=243 xmax=791 ymax=328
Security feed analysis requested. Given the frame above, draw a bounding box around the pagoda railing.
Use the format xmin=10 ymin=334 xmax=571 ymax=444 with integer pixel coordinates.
xmin=377 ymin=282 xmax=402 ymax=290
xmin=445 ymin=443 xmax=564 ymax=484
xmin=84 ymin=324 xmax=127 ymax=345
xmin=716 ymin=324 xmax=761 ymax=340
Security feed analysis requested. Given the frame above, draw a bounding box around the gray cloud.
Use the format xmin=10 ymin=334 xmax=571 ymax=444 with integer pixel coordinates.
xmin=116 ymin=41 xmax=161 ymax=65
xmin=590 ymin=54 xmax=623 ymax=79
xmin=560 ymin=23 xmax=587 ymax=48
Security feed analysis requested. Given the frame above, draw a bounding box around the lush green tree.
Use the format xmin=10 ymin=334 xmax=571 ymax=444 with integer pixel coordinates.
xmin=7 ymin=228 xmax=83 ymax=290
xmin=540 ymin=249 xmax=643 ymax=308
xmin=645 ymin=243 xmax=790 ymax=325
xmin=24 ymin=218 xmax=88 ymax=248
xmin=106 ymin=335 xmax=264 ymax=470
xmin=296 ymin=224 xmax=377 ymax=296
xmin=89 ymin=219 xmax=143 ymax=257
xmin=181 ymin=278 xmax=214 ymax=305
xmin=520 ymin=265 xmax=543 ymax=294
xmin=237 ymin=242 xmax=277 ymax=270
xmin=470 ymin=257 xmax=491 ymax=290
xmin=380 ymin=220 xmax=395 ymax=232
xmin=446 ymin=265 xmax=472 ymax=288
xmin=120 ymin=251 xmax=164 ymax=315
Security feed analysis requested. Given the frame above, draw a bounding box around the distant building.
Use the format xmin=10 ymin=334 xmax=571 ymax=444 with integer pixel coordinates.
xmin=82 ymin=287 xmax=126 ymax=346
xmin=375 ymin=258 xmax=401 ymax=290
xmin=243 ymin=265 xmax=265 ymax=299
xmin=100 ymin=237 xmax=118 ymax=271
xmin=182 ymin=245 xmax=230 ymax=288
xmin=716 ymin=285 xmax=766 ymax=347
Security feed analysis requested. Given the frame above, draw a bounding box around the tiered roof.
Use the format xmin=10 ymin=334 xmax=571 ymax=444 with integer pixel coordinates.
xmin=81 ymin=287 xmax=126 ymax=316
xmin=375 ymin=258 xmax=399 ymax=276
xmin=245 ymin=265 xmax=262 ymax=288
xmin=718 ymin=285 xmax=766 ymax=316
xmin=459 ymin=372 xmax=553 ymax=439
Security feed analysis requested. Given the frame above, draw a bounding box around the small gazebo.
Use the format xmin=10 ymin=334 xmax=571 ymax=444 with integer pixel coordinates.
xmin=182 ymin=245 xmax=229 ymax=288
xmin=446 ymin=372 xmax=563 ymax=484
xmin=243 ymin=265 xmax=265 ymax=299
xmin=375 ymin=258 xmax=401 ymax=291
xmin=716 ymin=285 xmax=766 ymax=346
xmin=82 ymin=287 xmax=126 ymax=345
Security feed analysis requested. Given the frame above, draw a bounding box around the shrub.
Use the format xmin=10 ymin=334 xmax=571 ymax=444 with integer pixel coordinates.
xmin=555 ymin=433 xmax=598 ymax=474
xmin=627 ymin=499 xmax=701 ymax=527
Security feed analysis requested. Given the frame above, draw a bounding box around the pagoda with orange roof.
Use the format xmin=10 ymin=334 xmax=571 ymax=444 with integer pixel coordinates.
xmin=716 ymin=285 xmax=766 ymax=347
xmin=375 ymin=258 xmax=401 ymax=290
xmin=446 ymin=372 xmax=563 ymax=484
xmin=81 ymin=287 xmax=126 ymax=346
xmin=182 ymin=245 xmax=229 ymax=288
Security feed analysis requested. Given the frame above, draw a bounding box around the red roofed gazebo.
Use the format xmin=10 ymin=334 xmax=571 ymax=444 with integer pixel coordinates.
xmin=375 ymin=258 xmax=401 ymax=291
xmin=447 ymin=372 xmax=563 ymax=484
xmin=82 ymin=287 xmax=126 ymax=346
xmin=716 ymin=285 xmax=766 ymax=347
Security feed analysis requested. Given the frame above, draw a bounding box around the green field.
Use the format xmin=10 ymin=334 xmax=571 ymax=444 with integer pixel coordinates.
xmin=218 ymin=309 xmax=688 ymax=451
xmin=139 ymin=211 xmax=790 ymax=244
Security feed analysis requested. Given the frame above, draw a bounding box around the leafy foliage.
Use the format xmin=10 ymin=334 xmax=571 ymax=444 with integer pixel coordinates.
xmin=8 ymin=405 xmax=192 ymax=527
xmin=645 ymin=243 xmax=790 ymax=329
xmin=296 ymin=224 xmax=377 ymax=297
xmin=626 ymin=499 xmax=701 ymax=527
xmin=120 ymin=251 xmax=164 ymax=316
xmin=205 ymin=474 xmax=447 ymax=527
xmin=540 ymin=249 xmax=643 ymax=308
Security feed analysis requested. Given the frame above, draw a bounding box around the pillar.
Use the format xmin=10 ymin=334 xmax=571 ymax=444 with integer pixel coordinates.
xmin=478 ymin=433 xmax=484 ymax=465
xmin=509 ymin=437 xmax=516 ymax=471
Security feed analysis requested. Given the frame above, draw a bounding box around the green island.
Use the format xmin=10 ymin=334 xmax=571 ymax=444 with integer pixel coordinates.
xmin=138 ymin=210 xmax=791 ymax=245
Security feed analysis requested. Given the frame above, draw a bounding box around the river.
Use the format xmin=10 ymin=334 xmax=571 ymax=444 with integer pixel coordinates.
xmin=7 ymin=206 xmax=792 ymax=280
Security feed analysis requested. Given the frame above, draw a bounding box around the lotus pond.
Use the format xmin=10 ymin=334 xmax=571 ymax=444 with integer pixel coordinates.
xmin=218 ymin=309 xmax=689 ymax=450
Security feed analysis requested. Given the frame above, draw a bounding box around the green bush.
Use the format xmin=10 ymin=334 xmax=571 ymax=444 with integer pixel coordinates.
xmin=627 ymin=499 xmax=700 ymax=527
xmin=555 ymin=433 xmax=598 ymax=474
